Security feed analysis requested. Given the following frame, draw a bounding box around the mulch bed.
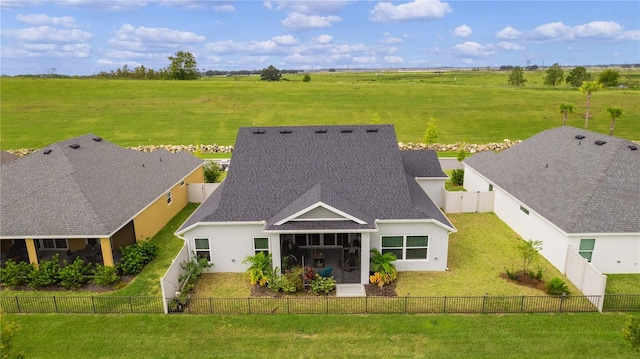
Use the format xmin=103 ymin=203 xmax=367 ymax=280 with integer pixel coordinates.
xmin=0 ymin=275 xmax=134 ymax=293
xmin=249 ymin=281 xmax=398 ymax=297
xmin=499 ymin=272 xmax=546 ymax=292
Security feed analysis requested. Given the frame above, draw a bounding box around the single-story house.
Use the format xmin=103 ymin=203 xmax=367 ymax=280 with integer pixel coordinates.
xmin=463 ymin=126 xmax=640 ymax=274
xmin=176 ymin=125 xmax=456 ymax=284
xmin=0 ymin=134 xmax=204 ymax=267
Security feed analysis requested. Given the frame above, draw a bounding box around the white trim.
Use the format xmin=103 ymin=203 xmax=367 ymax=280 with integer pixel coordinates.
xmin=263 ymin=228 xmax=378 ymax=234
xmin=274 ymin=202 xmax=367 ymax=225
xmin=380 ymin=234 xmax=430 ymax=261
xmin=375 ymin=219 xmax=456 ymax=233
xmin=175 ymin=220 xmax=266 ymax=237
xmin=253 ymin=236 xmax=270 ymax=254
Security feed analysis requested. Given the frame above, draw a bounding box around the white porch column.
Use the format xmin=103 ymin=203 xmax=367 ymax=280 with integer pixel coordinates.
xmin=360 ymin=232 xmax=370 ymax=284
xmin=270 ymin=234 xmax=281 ymax=272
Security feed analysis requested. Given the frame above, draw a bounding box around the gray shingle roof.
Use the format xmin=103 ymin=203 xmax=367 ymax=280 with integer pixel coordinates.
xmin=464 ymin=126 xmax=640 ymax=234
xmin=0 ymin=151 xmax=19 ymax=166
xmin=401 ymin=150 xmax=448 ymax=178
xmin=1 ymin=134 xmax=203 ymax=238
xmin=179 ymin=125 xmax=453 ymax=232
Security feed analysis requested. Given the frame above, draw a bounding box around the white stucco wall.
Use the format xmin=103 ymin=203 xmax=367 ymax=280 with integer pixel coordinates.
xmin=182 ymin=223 xmax=271 ymax=272
xmin=371 ymin=221 xmax=450 ymax=271
xmin=416 ymin=178 xmax=447 ymax=208
xmin=568 ymin=234 xmax=640 ymax=274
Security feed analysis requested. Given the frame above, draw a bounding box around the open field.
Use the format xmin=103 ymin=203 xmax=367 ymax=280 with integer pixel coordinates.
xmin=1 ymin=70 xmax=639 ymax=150
xmin=3 ymin=312 xmax=637 ymax=358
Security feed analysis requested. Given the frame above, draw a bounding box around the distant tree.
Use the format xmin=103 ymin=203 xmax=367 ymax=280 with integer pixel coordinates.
xmin=606 ymin=107 xmax=623 ymax=135
xmin=260 ymin=65 xmax=281 ymax=81
xmin=578 ymin=81 xmax=603 ymax=129
xmin=167 ymin=51 xmax=200 ymax=80
xmin=423 ymin=117 xmax=439 ymax=145
xmin=543 ymin=63 xmax=564 ymax=86
xmin=203 ymin=161 xmax=222 ymax=183
xmin=558 ymin=103 xmax=576 ymax=126
xmin=598 ymin=69 xmax=620 ymax=87
xmin=328 ymin=68 xmax=336 ymax=72
xmin=565 ymin=66 xmax=591 ymax=87
xmin=302 ymin=74 xmax=311 ymax=82
xmin=507 ymin=66 xmax=527 ymax=86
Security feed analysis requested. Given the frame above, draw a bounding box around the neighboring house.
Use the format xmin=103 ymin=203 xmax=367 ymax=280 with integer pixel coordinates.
xmin=176 ymin=125 xmax=456 ymax=284
xmin=0 ymin=134 xmax=204 ymax=267
xmin=463 ymin=126 xmax=640 ymax=274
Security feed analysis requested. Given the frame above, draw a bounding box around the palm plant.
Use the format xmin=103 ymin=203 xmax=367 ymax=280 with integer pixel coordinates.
xmin=578 ymin=81 xmax=603 ymax=129
xmin=242 ymin=251 xmax=272 ymax=286
xmin=606 ymin=107 xmax=623 ymax=135
xmin=558 ymin=103 xmax=575 ymax=126
xmin=370 ymin=248 xmax=397 ymax=280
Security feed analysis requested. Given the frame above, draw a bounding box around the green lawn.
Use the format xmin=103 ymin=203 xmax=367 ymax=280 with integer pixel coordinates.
xmin=606 ymin=275 xmax=640 ymax=295
xmin=3 ymin=312 xmax=637 ymax=358
xmin=2 ymin=71 xmax=638 ymax=150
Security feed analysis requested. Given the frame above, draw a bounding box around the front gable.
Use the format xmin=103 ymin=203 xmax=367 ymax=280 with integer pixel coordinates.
xmin=275 ymin=202 xmax=367 ymax=225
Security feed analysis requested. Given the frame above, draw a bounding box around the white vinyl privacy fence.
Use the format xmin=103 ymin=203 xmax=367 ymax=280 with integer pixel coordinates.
xmin=160 ymin=243 xmax=190 ymax=314
xmin=564 ymin=246 xmax=607 ymax=312
xmin=443 ymin=189 xmax=494 ymax=213
xmin=187 ymin=183 xmax=220 ymax=203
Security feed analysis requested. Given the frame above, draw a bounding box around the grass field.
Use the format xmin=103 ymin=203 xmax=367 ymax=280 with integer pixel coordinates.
xmin=3 ymin=312 xmax=637 ymax=358
xmin=1 ymin=70 xmax=638 ymax=150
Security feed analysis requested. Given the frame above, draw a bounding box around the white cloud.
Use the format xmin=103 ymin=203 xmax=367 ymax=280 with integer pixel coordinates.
xmin=109 ymin=24 xmax=205 ymax=52
xmin=496 ymin=26 xmax=522 ymax=39
xmin=452 ymin=25 xmax=471 ymax=38
xmin=206 ymin=40 xmax=280 ymax=55
xmin=384 ymin=55 xmax=404 ymax=64
xmin=213 ymin=5 xmax=235 ymax=12
xmin=2 ymin=26 xmax=92 ymax=43
xmin=380 ymin=33 xmax=403 ymax=44
xmin=272 ymin=35 xmax=297 ymax=45
xmin=264 ymin=1 xmax=349 ymax=15
xmin=531 ymin=22 xmax=571 ymax=40
xmin=572 ymin=21 xmax=622 ymax=38
xmin=450 ymin=42 xmax=495 ymax=58
xmin=370 ymin=0 xmax=452 ymax=23
xmin=497 ymin=41 xmax=525 ymax=51
xmin=616 ymin=30 xmax=640 ymax=41
xmin=281 ymin=12 xmax=342 ymax=30
xmin=314 ymin=35 xmax=333 ymax=44
xmin=16 ymin=13 xmax=77 ymax=28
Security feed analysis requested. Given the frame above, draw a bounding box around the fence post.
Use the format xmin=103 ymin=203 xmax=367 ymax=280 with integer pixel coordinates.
xmin=209 ymin=298 xmax=213 ymax=314
xmin=559 ymin=293 xmax=566 ymax=313
xmin=53 ymin=296 xmax=58 ymax=313
xmin=520 ymin=296 xmax=525 ymax=312
xmin=129 ymin=297 xmax=133 ymax=313
xmin=91 ymin=296 xmax=96 ymax=313
xmin=443 ymin=296 xmax=447 ymax=313
xmin=15 ymin=297 xmax=21 ymax=313
xmin=365 ymin=297 xmax=368 ymax=313
xmin=326 ymin=297 xmax=329 ymax=314
xmin=248 ymin=298 xmax=251 ymax=314
xmin=404 ymin=296 xmax=408 ymax=313
xmin=482 ymin=294 xmax=487 ymax=313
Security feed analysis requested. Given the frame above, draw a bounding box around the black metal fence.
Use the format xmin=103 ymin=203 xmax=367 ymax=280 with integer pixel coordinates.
xmin=2 ymin=294 xmax=638 ymax=315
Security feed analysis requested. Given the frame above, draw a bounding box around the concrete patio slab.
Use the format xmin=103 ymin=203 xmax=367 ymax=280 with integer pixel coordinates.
xmin=336 ymin=284 xmax=366 ymax=297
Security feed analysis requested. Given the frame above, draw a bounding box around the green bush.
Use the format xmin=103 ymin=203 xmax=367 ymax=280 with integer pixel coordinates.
xmin=26 ymin=254 xmax=62 ymax=288
xmin=302 ymin=74 xmax=311 ymax=82
xmin=92 ymin=264 xmax=120 ymax=286
xmin=117 ymin=240 xmax=159 ymax=275
xmin=0 ymin=260 xmax=35 ymax=287
xmin=309 ymin=275 xmax=336 ymax=295
xmin=546 ymin=277 xmax=570 ymax=295
xmin=284 ymin=267 xmax=304 ymax=292
xmin=450 ymin=169 xmax=464 ymax=186
xmin=59 ymin=258 xmax=91 ymax=289
xmin=203 ymin=161 xmax=222 ymax=183
xmin=623 ymin=315 xmax=640 ymax=351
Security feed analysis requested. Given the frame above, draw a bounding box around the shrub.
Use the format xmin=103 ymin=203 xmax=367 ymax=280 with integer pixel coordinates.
xmin=302 ymin=74 xmax=311 ymax=82
xmin=623 ymin=315 xmax=640 ymax=351
xmin=546 ymin=277 xmax=570 ymax=295
xmin=0 ymin=260 xmax=35 ymax=287
xmin=370 ymin=249 xmax=397 ymax=281
xmin=283 ymin=267 xmax=304 ymax=292
xmin=203 ymin=161 xmax=222 ymax=183
xmin=243 ymin=251 xmax=272 ymax=286
xmin=370 ymin=271 xmax=394 ymax=287
xmin=504 ymin=267 xmax=519 ymax=281
xmin=26 ymin=254 xmax=61 ymax=288
xmin=59 ymin=258 xmax=91 ymax=289
xmin=450 ymin=169 xmax=464 ymax=186
xmin=92 ymin=264 xmax=120 ymax=286
xmin=309 ymin=275 xmax=336 ymax=295
xmin=117 ymin=240 xmax=159 ymax=275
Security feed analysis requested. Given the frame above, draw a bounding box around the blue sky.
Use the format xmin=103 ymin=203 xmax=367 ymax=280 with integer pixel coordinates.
xmin=1 ymin=1 xmax=638 ymax=75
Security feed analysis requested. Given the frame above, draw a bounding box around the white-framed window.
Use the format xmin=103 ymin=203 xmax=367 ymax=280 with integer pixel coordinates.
xmin=381 ymin=235 xmax=429 ymax=260
xmin=194 ymin=238 xmax=210 ymax=261
xmin=166 ymin=191 xmax=172 ymax=205
xmin=37 ymin=239 xmax=68 ymax=250
xmin=579 ymin=238 xmax=595 ymax=262
xmin=253 ymin=237 xmax=269 ymax=255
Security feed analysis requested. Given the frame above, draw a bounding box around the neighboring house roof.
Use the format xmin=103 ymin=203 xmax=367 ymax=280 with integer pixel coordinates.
xmin=0 ymin=134 xmax=203 ymax=238
xmin=400 ymin=150 xmax=448 ymax=178
xmin=179 ymin=125 xmax=453 ymax=233
xmin=0 ymin=151 xmax=19 ymax=166
xmin=464 ymin=126 xmax=640 ymax=234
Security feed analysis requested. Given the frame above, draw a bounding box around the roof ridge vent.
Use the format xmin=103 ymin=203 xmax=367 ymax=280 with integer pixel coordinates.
xmin=69 ymin=144 xmax=80 ymax=149
xmin=575 ymin=135 xmax=586 ymax=140
xmin=279 ymin=130 xmax=292 ymax=134
xmin=366 ymin=129 xmax=378 ymax=133
xmin=629 ymin=145 xmax=638 ymax=151
xmin=595 ymin=140 xmax=606 ymax=146
xmin=252 ymin=130 xmax=265 ymax=134
xmin=315 ymin=129 xmax=327 ymax=134
xmin=92 ymin=136 xmax=102 ymax=142
xmin=43 ymin=149 xmax=52 ymax=155
xmin=340 ymin=129 xmax=353 ymax=133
